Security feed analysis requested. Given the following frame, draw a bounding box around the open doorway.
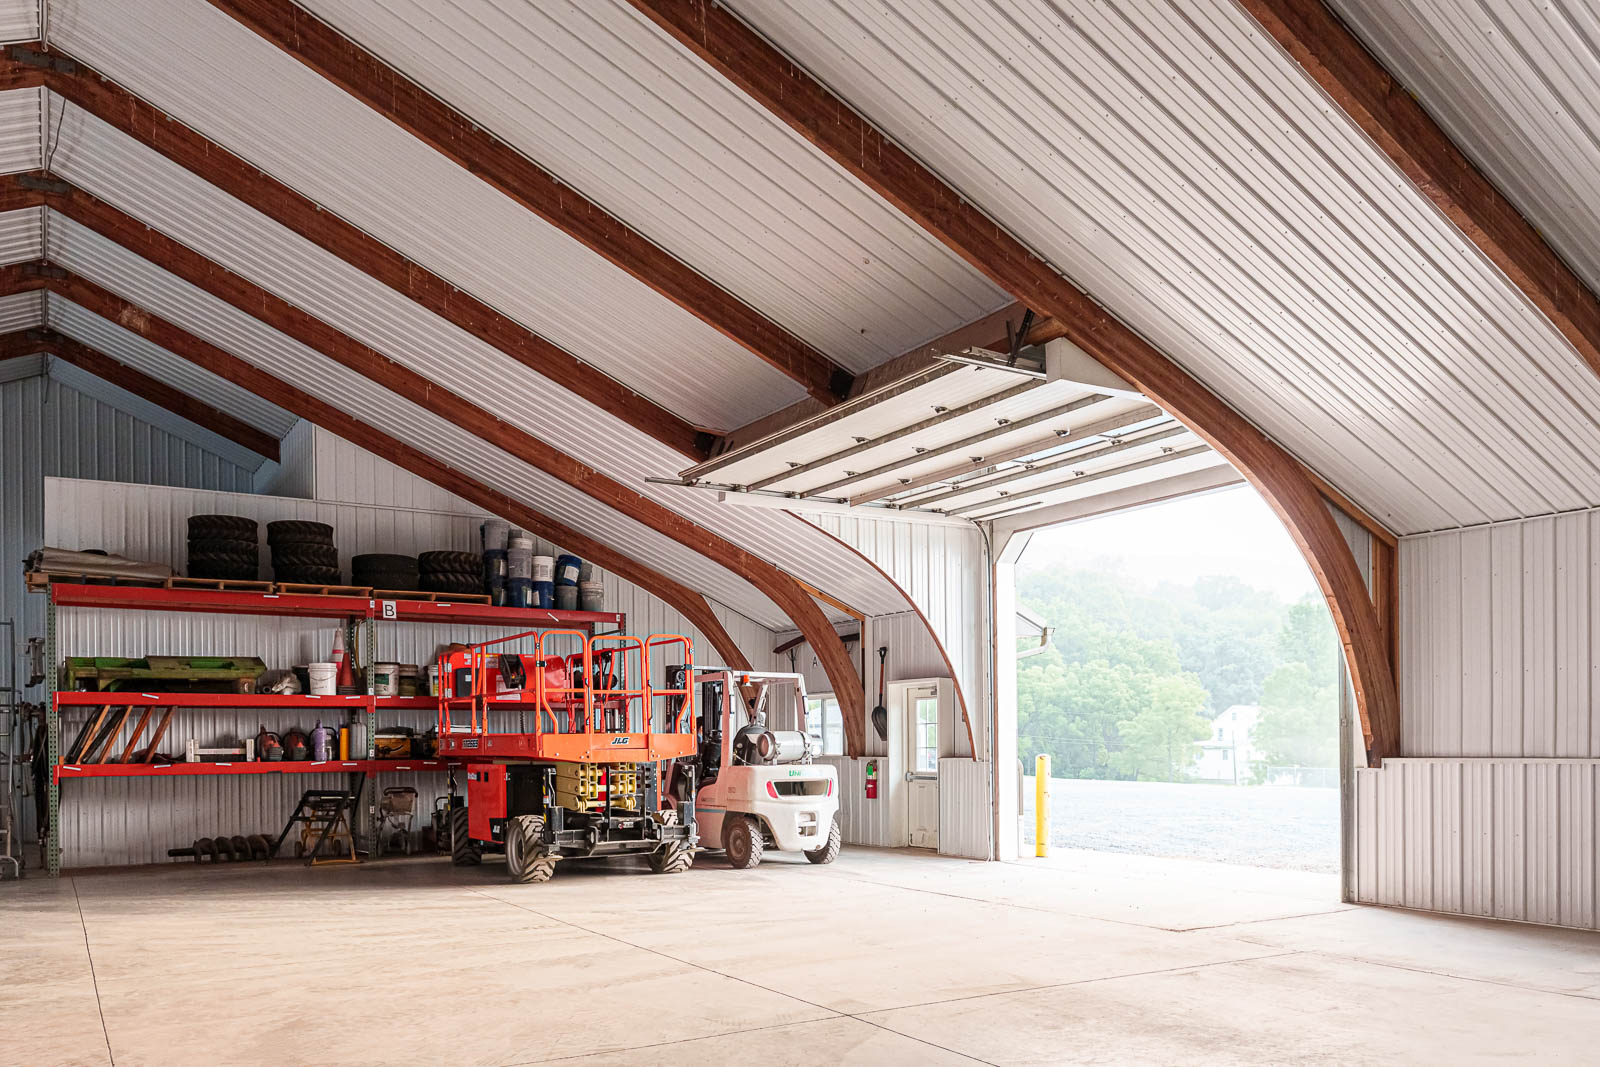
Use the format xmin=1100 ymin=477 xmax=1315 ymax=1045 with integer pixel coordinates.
xmin=1011 ymin=486 xmax=1345 ymax=885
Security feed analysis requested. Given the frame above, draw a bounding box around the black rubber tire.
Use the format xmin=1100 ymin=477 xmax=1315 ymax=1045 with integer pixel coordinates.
xmin=188 ymin=537 xmax=258 ymax=556
xmin=648 ymin=841 xmax=695 ymax=875
xmin=420 ymin=575 xmax=484 ymax=594
xmin=419 ymin=551 xmax=481 ymax=572
xmin=805 ymin=817 xmax=842 ymax=865
xmin=271 ymin=543 xmax=339 ymax=567
xmin=187 ymin=548 xmax=259 ymax=566
xmin=505 ymin=813 xmax=556 ymax=884
xmin=274 ymin=565 xmax=343 ymax=585
xmin=357 ymin=573 xmax=420 ymax=592
xmin=187 ymin=561 xmax=259 ymax=580
xmin=187 ymin=515 xmax=257 ymax=539
xmin=266 ymin=520 xmax=334 ymax=545
xmin=723 ymin=815 xmax=764 ymax=870
xmin=352 ymin=553 xmax=418 ymax=574
xmin=450 ymin=806 xmax=481 ymax=866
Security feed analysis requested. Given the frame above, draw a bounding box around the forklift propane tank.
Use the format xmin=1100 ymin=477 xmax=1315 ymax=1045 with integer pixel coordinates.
xmin=733 ymin=722 xmax=816 ymax=765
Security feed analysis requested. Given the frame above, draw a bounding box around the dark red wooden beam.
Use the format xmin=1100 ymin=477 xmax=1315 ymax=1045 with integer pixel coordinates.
xmin=196 ymin=2 xmax=855 ymax=408
xmin=629 ymin=0 xmax=1398 ymax=762
xmin=1 ymin=47 xmax=709 ymax=459
xmin=1240 ymin=0 xmax=1600 ymax=388
xmin=8 ymin=327 xmax=282 ymax=460
xmin=0 ymin=263 xmax=750 ymax=670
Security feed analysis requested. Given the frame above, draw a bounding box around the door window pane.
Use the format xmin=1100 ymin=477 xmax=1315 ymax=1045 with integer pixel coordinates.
xmin=915 ymin=695 xmax=938 ymax=772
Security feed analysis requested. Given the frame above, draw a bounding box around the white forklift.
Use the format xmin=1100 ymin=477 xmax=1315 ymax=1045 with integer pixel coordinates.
xmin=666 ymin=669 xmax=841 ymax=868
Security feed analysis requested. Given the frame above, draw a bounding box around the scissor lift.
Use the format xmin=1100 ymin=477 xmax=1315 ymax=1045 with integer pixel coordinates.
xmin=436 ymin=630 xmax=698 ymax=882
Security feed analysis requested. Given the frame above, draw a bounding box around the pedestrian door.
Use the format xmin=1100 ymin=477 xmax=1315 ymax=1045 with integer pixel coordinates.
xmin=905 ymin=684 xmax=939 ymax=849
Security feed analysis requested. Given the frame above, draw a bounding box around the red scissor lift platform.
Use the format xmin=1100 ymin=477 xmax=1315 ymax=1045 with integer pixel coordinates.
xmin=436 ymin=629 xmax=699 ymax=882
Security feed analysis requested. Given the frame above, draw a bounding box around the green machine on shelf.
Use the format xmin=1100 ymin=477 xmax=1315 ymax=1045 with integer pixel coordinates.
xmin=62 ymin=656 xmax=267 ymax=692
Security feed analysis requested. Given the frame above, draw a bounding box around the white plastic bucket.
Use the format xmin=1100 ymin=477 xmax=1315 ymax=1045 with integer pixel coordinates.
xmin=531 ymin=555 xmax=554 ymax=583
xmin=307 ymin=662 xmax=338 ymax=696
xmin=373 ymin=662 xmax=400 ymax=697
xmin=578 ymin=579 xmax=604 ymax=613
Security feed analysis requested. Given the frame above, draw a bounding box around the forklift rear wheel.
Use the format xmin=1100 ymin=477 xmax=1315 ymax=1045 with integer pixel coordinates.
xmin=450 ymin=806 xmax=481 ymax=866
xmin=505 ymin=814 xmax=556 ymax=884
xmin=647 ymin=841 xmax=695 ymax=875
xmin=805 ymin=817 xmax=841 ymax=865
xmin=724 ymin=815 xmax=764 ymax=870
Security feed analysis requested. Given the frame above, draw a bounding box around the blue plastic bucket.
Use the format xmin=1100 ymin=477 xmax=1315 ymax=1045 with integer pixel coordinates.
xmin=554 ymin=554 xmax=582 ymax=587
xmin=532 ymin=581 xmax=554 ymax=609
xmin=508 ymin=577 xmax=533 ymax=609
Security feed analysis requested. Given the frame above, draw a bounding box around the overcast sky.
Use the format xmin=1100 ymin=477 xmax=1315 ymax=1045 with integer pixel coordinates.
xmin=1018 ymin=485 xmax=1321 ymax=602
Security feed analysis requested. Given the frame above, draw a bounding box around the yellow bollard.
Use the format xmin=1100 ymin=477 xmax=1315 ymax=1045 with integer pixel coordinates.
xmin=1034 ymin=754 xmax=1050 ymax=858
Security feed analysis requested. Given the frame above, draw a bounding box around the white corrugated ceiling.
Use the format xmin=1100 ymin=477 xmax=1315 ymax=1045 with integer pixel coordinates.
xmin=728 ymin=0 xmax=1600 ymax=535
xmin=0 ymin=288 xmax=42 ymax=332
xmin=0 ymin=0 xmax=37 ymax=44
xmin=1329 ymin=1 xmax=1600 ymax=314
xmin=293 ymin=0 xmax=1010 ymax=372
xmin=0 ymin=86 xmax=40 ymax=174
xmin=35 ymin=90 xmax=911 ymax=620
xmin=47 ymin=0 xmax=804 ymax=432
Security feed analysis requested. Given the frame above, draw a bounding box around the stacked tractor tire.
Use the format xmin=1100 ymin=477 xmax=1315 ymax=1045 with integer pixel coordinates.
xmin=419 ymin=551 xmax=483 ymax=596
xmin=268 ymin=521 xmax=341 ymax=586
xmin=352 ymin=553 xmax=420 ymax=592
xmin=186 ymin=515 xmax=259 ymax=580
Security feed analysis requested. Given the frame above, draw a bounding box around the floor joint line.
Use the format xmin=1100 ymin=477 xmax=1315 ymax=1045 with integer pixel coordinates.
xmin=71 ymin=877 xmax=116 ymax=1066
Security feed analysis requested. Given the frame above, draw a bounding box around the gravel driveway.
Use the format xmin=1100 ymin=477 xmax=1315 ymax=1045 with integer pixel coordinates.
xmin=1021 ymin=776 xmax=1340 ymax=873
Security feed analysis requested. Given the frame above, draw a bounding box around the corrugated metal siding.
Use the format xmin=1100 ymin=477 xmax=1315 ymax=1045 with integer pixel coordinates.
xmin=251 ymin=419 xmax=312 ymax=497
xmin=818 ymin=756 xmax=900 ymax=848
xmin=294 ymin=0 xmax=1008 ymax=373
xmin=937 ymin=756 xmax=991 ymax=859
xmin=46 ymin=0 xmax=804 ymax=430
xmin=0 ymin=86 xmax=39 ymax=174
xmin=0 ymin=288 xmax=43 ymax=332
xmin=1399 ymin=511 xmax=1600 ymax=759
xmin=730 ymin=0 xmax=1600 ymax=536
xmin=0 ymin=204 xmax=41 ymax=263
xmin=1330 ymin=1 xmax=1600 ymax=315
xmin=43 ymin=475 xmax=778 ymax=866
xmin=46 ymin=292 xmax=296 ymax=440
xmin=798 ymin=511 xmax=986 ymax=754
xmin=1355 ymin=759 xmax=1600 ymax=931
xmin=0 ymin=0 xmax=37 ymax=43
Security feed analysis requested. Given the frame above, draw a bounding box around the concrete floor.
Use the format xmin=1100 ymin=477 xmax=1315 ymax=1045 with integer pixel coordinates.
xmin=5 ymin=848 xmax=1598 ymax=1066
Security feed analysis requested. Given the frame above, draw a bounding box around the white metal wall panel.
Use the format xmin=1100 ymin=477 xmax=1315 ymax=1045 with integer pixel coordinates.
xmin=46 ymin=0 xmax=804 ymax=430
xmin=937 ymin=756 xmax=991 ymax=859
xmin=0 ymin=86 xmax=39 ymax=174
xmin=797 ymin=511 xmax=986 ymax=754
xmin=818 ymin=756 xmax=899 ymax=848
xmin=729 ymin=0 xmax=1600 ymax=535
xmin=252 ymin=419 xmax=313 ymax=498
xmin=1399 ymin=510 xmax=1600 ymax=758
xmin=0 ymin=205 xmax=41 ymax=263
xmin=1355 ymin=759 xmax=1600 ymax=931
xmin=34 ymin=130 xmax=908 ymax=619
xmin=0 ymin=0 xmax=38 ymax=43
xmin=1330 ymin=1 xmax=1600 ymax=317
xmin=46 ymin=292 xmax=296 ymax=440
xmin=294 ymin=0 xmax=1008 ymax=373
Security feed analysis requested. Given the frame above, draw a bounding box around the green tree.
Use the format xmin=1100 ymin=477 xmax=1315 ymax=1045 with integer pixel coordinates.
xmin=1108 ymin=674 xmax=1210 ymax=781
xmin=1018 ymin=654 xmax=1151 ymax=778
xmin=1251 ymin=662 xmax=1338 ymax=777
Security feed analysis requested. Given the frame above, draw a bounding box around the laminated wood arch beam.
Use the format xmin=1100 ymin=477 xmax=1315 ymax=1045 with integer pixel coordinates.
xmin=0 ymin=327 xmax=281 ymax=461
xmin=0 ymin=45 xmax=706 ymax=458
xmin=0 ymin=266 xmax=749 ymax=670
xmin=193 ymin=3 xmax=855 ymax=407
xmin=2 ymin=203 xmax=857 ymax=729
xmin=630 ymin=0 xmax=1399 ymax=762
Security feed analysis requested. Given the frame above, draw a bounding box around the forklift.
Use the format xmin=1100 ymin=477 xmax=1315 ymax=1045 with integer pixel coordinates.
xmin=666 ymin=668 xmax=841 ymax=869
xmin=437 ymin=630 xmax=699 ymax=883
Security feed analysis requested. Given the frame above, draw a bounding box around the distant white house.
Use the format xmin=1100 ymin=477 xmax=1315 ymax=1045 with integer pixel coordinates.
xmin=1192 ymin=704 xmax=1261 ymax=784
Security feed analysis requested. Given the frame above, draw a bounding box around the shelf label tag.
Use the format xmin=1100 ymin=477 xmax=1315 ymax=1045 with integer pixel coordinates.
xmin=381 ymin=599 xmax=398 ymax=619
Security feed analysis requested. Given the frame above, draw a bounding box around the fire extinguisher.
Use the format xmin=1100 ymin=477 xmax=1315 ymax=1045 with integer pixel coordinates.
xmin=865 ymin=758 xmax=879 ymax=799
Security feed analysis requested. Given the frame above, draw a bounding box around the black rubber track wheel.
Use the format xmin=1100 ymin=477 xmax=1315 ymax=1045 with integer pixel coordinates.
xmin=450 ymin=806 xmax=481 ymax=866
xmin=188 ymin=537 xmax=259 ymax=556
xmin=187 ymin=515 xmax=258 ymax=539
xmin=419 ymin=551 xmax=481 ymax=572
xmin=274 ymin=566 xmax=344 ymax=585
xmin=351 ymin=553 xmax=418 ymax=574
xmin=266 ymin=520 xmax=334 ymax=545
xmin=270 ymin=543 xmax=339 ymax=567
xmin=188 ymin=561 xmax=260 ymax=580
